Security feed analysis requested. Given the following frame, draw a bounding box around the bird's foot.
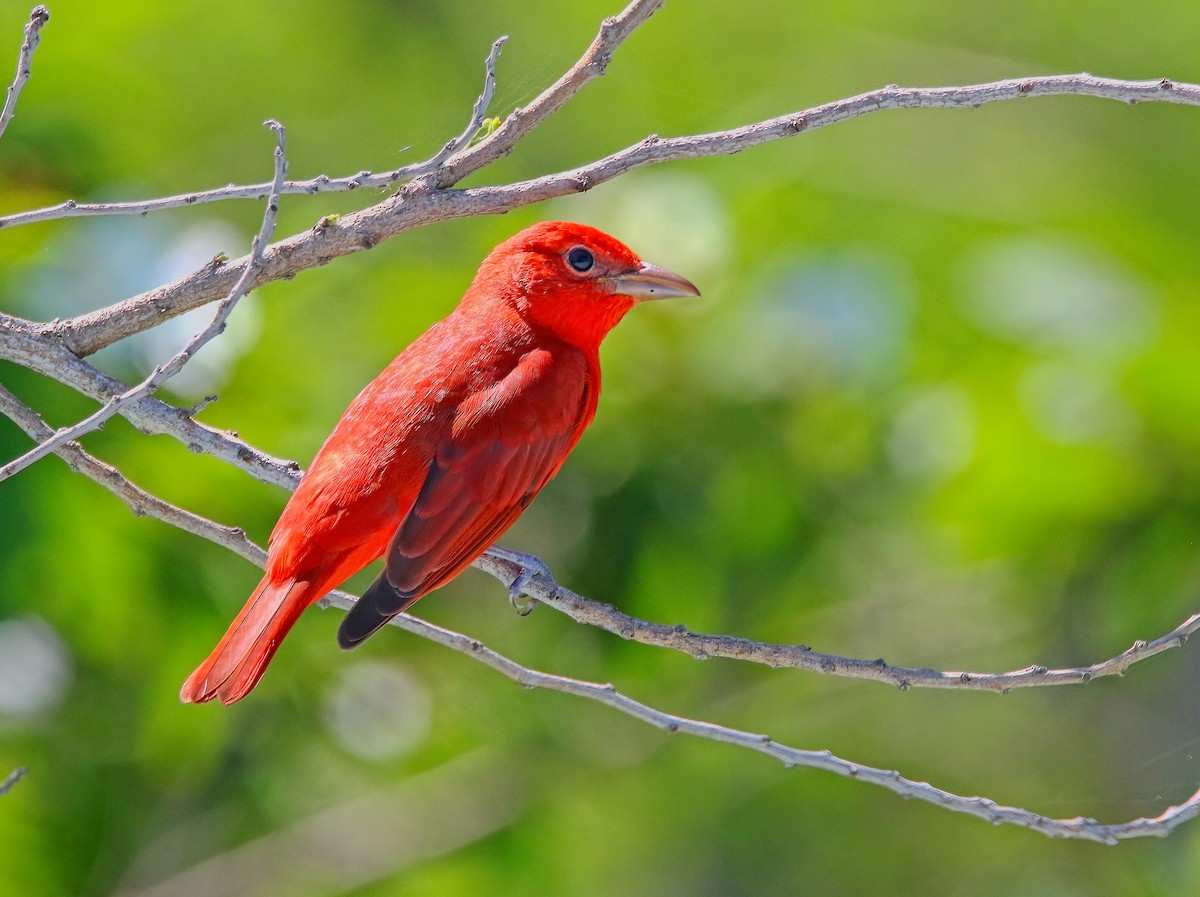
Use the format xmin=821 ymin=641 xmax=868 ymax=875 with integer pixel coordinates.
xmin=484 ymin=546 xmax=557 ymax=616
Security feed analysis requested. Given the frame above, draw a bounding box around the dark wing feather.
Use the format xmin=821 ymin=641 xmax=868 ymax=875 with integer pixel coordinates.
xmin=337 ymin=347 xmax=590 ymax=648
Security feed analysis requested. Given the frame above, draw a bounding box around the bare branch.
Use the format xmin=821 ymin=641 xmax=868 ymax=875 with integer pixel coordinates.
xmin=473 ymin=553 xmax=1200 ymax=693
xmin=423 ymin=0 xmax=666 ymax=188
xmin=448 ymin=74 xmax=1200 ymax=217
xmin=0 ymin=120 xmax=289 ymax=483
xmin=0 ymin=766 xmax=25 ymax=796
xmin=0 ymin=37 xmax=509 ymax=231
xmin=0 ymin=5 xmax=48 ymax=142
xmin=0 ymin=0 xmax=648 ymax=235
xmin=369 ymin=604 xmax=1200 ymax=844
xmin=37 ymin=71 xmax=1200 ymax=359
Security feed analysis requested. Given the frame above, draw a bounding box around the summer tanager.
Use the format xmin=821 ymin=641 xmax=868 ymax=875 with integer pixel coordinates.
xmin=181 ymin=221 xmax=700 ymax=705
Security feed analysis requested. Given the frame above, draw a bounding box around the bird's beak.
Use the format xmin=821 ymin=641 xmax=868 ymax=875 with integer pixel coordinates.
xmin=611 ymin=262 xmax=701 ymax=301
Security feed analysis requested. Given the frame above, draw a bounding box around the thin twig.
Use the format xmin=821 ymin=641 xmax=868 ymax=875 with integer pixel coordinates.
xmin=0 ymin=5 xmax=49 ymax=142
xmin=36 ymin=71 xmax=1200 ymax=359
xmin=0 ymin=385 xmax=1188 ymax=843
xmin=0 ymin=766 xmax=26 ymax=796
xmin=0 ymin=120 xmax=289 ymax=483
xmin=423 ymin=36 xmax=508 ymax=169
xmin=0 ymin=173 xmax=395 ymax=230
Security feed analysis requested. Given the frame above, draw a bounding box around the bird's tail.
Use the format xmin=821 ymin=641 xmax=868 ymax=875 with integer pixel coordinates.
xmin=180 ymin=576 xmax=316 ymax=705
xmin=336 ymin=571 xmax=425 ymax=649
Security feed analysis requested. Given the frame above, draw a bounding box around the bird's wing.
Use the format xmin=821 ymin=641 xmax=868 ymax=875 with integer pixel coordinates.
xmin=264 ymin=318 xmax=480 ymax=586
xmin=337 ymin=346 xmax=592 ymax=646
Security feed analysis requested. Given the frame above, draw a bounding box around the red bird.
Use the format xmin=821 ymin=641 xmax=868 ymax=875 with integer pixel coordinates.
xmin=181 ymin=221 xmax=699 ymax=705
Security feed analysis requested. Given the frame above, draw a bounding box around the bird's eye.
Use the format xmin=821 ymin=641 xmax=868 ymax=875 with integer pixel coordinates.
xmin=566 ymin=246 xmax=595 ymax=273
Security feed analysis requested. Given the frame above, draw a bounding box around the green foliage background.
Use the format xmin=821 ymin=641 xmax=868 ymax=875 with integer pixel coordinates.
xmin=3 ymin=0 xmax=1200 ymax=894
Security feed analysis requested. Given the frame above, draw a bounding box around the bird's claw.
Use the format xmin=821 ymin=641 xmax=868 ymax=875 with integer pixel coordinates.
xmin=485 ymin=546 xmax=557 ymax=616
xmin=508 ymin=572 xmax=538 ymax=616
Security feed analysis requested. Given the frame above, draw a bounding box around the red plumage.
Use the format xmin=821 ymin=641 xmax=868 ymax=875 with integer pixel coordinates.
xmin=181 ymin=221 xmax=699 ymax=705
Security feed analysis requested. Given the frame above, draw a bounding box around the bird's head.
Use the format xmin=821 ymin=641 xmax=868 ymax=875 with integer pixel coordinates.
xmin=470 ymin=221 xmax=700 ymax=348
